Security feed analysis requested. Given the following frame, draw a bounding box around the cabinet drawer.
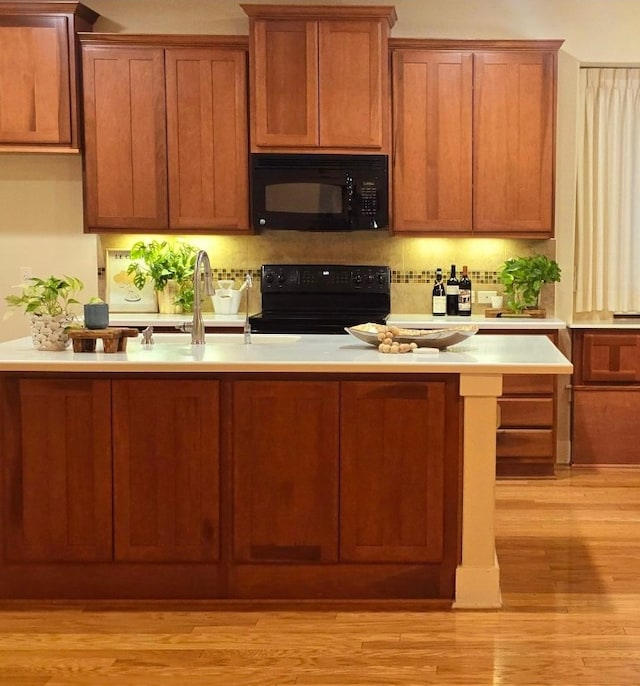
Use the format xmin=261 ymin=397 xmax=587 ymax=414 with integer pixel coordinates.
xmin=499 ymin=397 xmax=553 ymax=427
xmin=581 ymin=333 xmax=640 ymax=382
xmin=496 ymin=429 xmax=553 ymax=458
xmin=502 ymin=374 xmax=555 ymax=395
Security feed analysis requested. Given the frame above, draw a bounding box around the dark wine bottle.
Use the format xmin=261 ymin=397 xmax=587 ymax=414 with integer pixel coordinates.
xmin=446 ymin=265 xmax=459 ymax=316
xmin=458 ymin=265 xmax=472 ymax=316
xmin=432 ymin=267 xmax=446 ymax=316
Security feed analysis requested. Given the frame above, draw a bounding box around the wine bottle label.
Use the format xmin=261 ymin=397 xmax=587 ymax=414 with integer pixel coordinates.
xmin=446 ymin=285 xmax=459 ymax=295
xmin=458 ymin=288 xmax=471 ymax=312
xmin=432 ymin=295 xmax=446 ymax=314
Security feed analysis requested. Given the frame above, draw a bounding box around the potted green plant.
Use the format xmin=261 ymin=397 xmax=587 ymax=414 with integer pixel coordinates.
xmin=4 ymin=275 xmax=84 ymax=350
xmin=127 ymin=239 xmax=199 ymax=313
xmin=498 ymin=254 xmax=561 ymax=315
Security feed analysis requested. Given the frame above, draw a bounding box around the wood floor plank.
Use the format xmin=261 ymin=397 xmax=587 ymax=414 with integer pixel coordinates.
xmin=0 ymin=467 xmax=639 ymax=685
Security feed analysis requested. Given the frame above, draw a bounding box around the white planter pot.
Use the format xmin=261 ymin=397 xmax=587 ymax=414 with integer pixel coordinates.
xmin=29 ymin=313 xmax=74 ymax=351
xmin=156 ymin=280 xmax=183 ymax=314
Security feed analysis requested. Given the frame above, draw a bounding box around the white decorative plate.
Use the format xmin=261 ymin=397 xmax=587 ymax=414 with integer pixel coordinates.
xmin=345 ymin=323 xmax=479 ymax=349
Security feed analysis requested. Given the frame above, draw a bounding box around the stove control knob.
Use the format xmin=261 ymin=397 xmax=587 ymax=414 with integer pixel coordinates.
xmin=378 ymin=272 xmax=387 ymax=285
xmin=366 ymin=272 xmax=375 ymax=285
xmin=353 ymin=271 xmax=363 ymax=285
xmin=277 ymin=272 xmax=287 ymax=285
xmin=265 ymin=272 xmax=275 ymax=284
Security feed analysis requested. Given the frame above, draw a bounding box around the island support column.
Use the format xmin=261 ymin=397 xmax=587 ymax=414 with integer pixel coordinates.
xmin=453 ymin=373 xmax=503 ymax=609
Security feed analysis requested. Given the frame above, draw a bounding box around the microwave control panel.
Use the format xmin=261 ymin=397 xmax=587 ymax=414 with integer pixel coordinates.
xmin=359 ymin=181 xmax=378 ymax=216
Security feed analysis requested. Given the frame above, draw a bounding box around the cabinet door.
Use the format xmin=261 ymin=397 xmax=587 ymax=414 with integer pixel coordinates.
xmin=474 ymin=50 xmax=555 ymax=235
xmin=392 ymin=50 xmax=472 ymax=232
xmin=166 ymin=48 xmax=248 ymax=231
xmin=581 ymin=333 xmax=640 ymax=382
xmin=318 ymin=20 xmax=384 ymax=149
xmin=81 ymin=46 xmax=168 ymax=230
xmin=0 ymin=16 xmax=71 ymax=145
xmin=340 ymin=380 xmax=459 ymax=563
xmin=112 ymin=380 xmax=220 ymax=562
xmin=233 ymin=380 xmax=340 ymax=563
xmin=251 ymin=19 xmax=319 ymax=148
xmin=1 ymin=378 xmax=112 ymax=562
xmin=573 ymin=388 xmax=640 ymax=465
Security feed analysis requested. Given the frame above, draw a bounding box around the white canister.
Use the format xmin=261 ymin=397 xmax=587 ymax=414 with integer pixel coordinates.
xmin=212 ymin=289 xmax=241 ymax=314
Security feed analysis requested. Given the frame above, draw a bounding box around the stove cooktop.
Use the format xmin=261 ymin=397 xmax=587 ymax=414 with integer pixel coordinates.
xmin=249 ymin=264 xmax=391 ymax=334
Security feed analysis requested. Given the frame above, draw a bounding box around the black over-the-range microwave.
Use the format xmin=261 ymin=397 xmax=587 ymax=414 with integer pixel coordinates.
xmin=250 ymin=153 xmax=388 ymax=231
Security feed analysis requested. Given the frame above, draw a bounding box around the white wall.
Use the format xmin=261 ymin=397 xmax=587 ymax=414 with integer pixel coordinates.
xmin=0 ymin=156 xmax=97 ymax=341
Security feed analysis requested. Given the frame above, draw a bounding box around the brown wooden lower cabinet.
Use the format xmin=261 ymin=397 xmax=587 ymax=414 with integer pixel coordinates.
xmin=232 ymin=380 xmax=340 ymax=565
xmin=1 ymin=377 xmax=113 ymax=563
xmin=112 ymin=379 xmax=221 ymax=562
xmin=479 ymin=330 xmax=559 ymax=478
xmin=571 ymin=328 xmax=640 ymax=465
xmin=0 ymin=373 xmax=462 ymax=601
xmin=572 ymin=388 xmax=640 ymax=465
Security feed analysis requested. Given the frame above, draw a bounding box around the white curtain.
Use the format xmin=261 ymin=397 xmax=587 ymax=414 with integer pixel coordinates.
xmin=576 ymin=68 xmax=640 ymax=313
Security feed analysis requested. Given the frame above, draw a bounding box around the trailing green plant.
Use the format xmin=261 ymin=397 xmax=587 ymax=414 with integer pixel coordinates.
xmin=127 ymin=239 xmax=199 ymax=312
xmin=4 ymin=275 xmax=84 ymax=317
xmin=498 ymin=254 xmax=561 ymax=314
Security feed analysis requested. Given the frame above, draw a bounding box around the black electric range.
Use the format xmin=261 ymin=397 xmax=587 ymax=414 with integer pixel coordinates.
xmin=249 ymin=264 xmax=391 ymax=334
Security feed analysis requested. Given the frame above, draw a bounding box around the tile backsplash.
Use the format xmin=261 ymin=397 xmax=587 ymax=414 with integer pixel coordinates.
xmin=98 ymin=233 xmax=557 ymax=314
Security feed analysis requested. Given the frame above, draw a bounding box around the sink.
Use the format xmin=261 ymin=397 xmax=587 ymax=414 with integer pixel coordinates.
xmin=146 ymin=333 xmax=301 ymax=346
xmin=206 ymin=333 xmax=301 ymax=345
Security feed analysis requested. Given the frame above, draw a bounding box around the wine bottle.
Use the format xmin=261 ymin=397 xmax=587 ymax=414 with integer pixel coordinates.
xmin=432 ymin=267 xmax=446 ymax=316
xmin=446 ymin=265 xmax=459 ymax=316
xmin=458 ymin=265 xmax=472 ymax=316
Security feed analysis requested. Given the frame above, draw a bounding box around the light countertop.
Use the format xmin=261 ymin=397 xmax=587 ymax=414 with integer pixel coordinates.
xmin=107 ymin=312 xmax=566 ymax=331
xmin=388 ymin=314 xmax=566 ymax=330
xmin=0 ymin=332 xmax=572 ymax=375
xmin=569 ymin=318 xmax=640 ymax=329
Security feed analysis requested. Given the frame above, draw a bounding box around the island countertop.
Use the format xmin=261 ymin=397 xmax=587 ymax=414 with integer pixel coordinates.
xmin=0 ymin=332 xmax=573 ymax=375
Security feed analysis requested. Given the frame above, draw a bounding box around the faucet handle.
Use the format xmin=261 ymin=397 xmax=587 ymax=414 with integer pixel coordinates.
xmin=141 ymin=325 xmax=154 ymax=347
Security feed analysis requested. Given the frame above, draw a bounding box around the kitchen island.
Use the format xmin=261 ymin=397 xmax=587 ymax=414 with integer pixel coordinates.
xmin=0 ymin=333 xmax=571 ymax=608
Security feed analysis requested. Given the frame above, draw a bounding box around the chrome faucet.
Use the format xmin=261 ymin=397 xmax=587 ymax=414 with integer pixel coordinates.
xmin=191 ymin=250 xmax=214 ymax=345
xmin=243 ymin=272 xmax=253 ymax=344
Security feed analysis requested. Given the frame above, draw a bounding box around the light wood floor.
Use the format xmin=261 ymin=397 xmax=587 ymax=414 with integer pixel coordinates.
xmin=1 ymin=467 xmax=639 ymax=685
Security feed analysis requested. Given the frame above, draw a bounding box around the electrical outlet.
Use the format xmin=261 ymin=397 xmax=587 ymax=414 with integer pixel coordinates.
xmin=477 ymin=290 xmax=498 ymax=304
xmin=19 ymin=266 xmax=33 ymax=282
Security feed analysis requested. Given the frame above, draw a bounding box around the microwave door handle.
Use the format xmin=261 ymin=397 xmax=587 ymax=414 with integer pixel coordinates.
xmin=345 ymin=173 xmax=354 ymax=225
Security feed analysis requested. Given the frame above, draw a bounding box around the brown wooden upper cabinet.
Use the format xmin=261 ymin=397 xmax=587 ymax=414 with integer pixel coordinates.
xmin=391 ymin=40 xmax=562 ymax=237
xmin=80 ymin=35 xmax=249 ymax=233
xmin=242 ymin=4 xmax=396 ymax=152
xmin=0 ymin=1 xmax=98 ymax=151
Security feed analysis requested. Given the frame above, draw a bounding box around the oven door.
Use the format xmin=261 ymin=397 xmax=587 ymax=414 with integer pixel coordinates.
xmin=251 ymin=155 xmax=350 ymax=231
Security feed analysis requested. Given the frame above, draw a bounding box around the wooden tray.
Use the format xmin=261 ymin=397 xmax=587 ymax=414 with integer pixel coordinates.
xmin=68 ymin=327 xmax=139 ymax=353
xmin=485 ymin=308 xmax=546 ymax=318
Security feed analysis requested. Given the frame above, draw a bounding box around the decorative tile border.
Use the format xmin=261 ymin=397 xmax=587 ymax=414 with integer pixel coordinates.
xmin=391 ymin=269 xmax=500 ymax=286
xmin=99 ymin=266 xmax=501 ymax=286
